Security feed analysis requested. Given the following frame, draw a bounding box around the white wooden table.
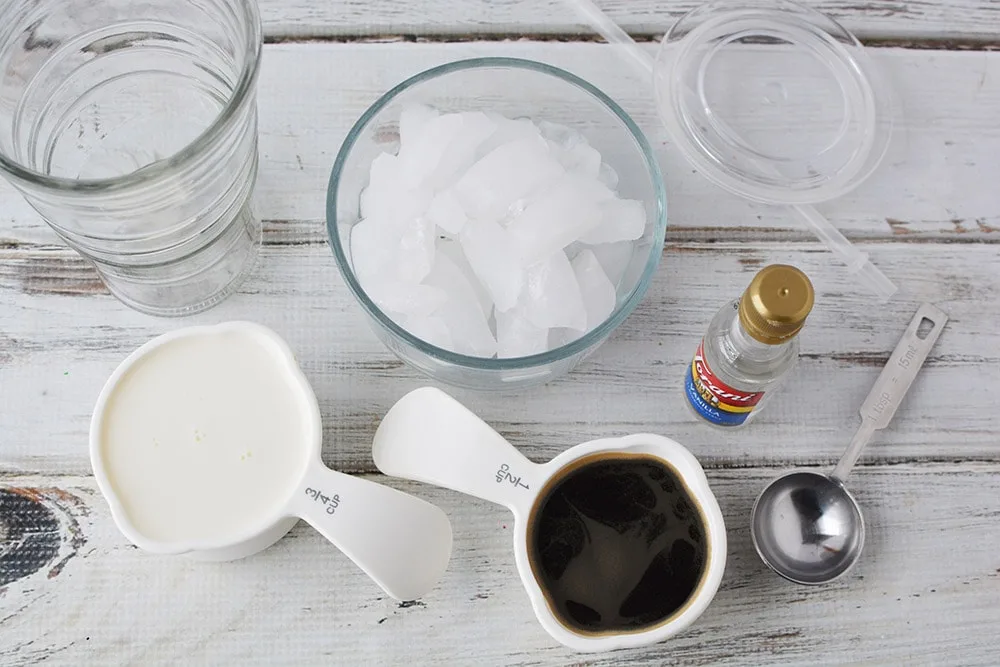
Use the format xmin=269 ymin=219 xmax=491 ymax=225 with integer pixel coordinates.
xmin=2 ymin=1 xmax=999 ymax=664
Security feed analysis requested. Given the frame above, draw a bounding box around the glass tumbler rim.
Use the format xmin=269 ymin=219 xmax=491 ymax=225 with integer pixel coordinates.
xmin=0 ymin=0 xmax=263 ymax=194
xmin=326 ymin=56 xmax=668 ymax=371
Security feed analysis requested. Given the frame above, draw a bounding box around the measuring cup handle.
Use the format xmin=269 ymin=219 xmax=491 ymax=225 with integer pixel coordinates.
xmin=372 ymin=387 xmax=541 ymax=515
xmin=291 ymin=463 xmax=452 ymax=601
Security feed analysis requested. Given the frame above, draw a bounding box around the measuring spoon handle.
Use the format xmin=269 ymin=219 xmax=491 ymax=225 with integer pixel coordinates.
xmin=860 ymin=303 xmax=948 ymax=429
xmin=832 ymin=303 xmax=948 ymax=481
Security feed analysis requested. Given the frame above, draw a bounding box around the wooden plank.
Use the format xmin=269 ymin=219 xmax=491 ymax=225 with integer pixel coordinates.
xmin=254 ymin=0 xmax=1000 ymax=42
xmin=2 ymin=465 xmax=998 ymax=664
xmin=2 ymin=43 xmax=998 ymax=249
xmin=1 ymin=242 xmax=996 ymax=474
xmin=1 ymin=43 xmax=997 ymax=473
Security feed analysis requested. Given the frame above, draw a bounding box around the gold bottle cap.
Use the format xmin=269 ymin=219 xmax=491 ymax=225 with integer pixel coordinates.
xmin=738 ymin=264 xmax=814 ymax=344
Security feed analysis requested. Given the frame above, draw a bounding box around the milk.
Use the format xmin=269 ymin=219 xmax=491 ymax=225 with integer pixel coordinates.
xmin=98 ymin=329 xmax=312 ymax=544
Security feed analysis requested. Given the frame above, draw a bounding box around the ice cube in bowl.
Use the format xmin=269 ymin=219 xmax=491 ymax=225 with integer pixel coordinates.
xmin=327 ymin=58 xmax=667 ymax=391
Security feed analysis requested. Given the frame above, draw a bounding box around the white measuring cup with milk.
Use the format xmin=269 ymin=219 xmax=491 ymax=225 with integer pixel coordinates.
xmin=90 ymin=322 xmax=452 ymax=601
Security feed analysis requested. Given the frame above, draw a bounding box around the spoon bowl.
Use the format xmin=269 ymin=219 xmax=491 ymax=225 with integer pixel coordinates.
xmin=751 ymin=471 xmax=864 ymax=585
xmin=748 ymin=303 xmax=947 ymax=585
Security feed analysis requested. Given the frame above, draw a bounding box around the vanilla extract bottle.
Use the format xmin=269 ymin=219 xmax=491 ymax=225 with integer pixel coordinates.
xmin=684 ymin=264 xmax=815 ymax=428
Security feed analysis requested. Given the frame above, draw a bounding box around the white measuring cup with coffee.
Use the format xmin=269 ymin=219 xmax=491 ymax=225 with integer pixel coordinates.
xmin=90 ymin=323 xmax=452 ymax=601
xmin=373 ymin=387 xmax=727 ymax=652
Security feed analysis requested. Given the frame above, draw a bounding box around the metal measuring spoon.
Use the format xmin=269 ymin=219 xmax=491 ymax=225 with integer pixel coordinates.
xmin=751 ymin=303 xmax=948 ymax=584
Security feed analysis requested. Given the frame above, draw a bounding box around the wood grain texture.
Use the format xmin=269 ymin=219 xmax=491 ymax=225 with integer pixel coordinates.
xmin=252 ymin=0 xmax=1000 ymax=42
xmin=1 ymin=241 xmax=997 ymax=474
xmin=3 ymin=43 xmax=999 ymax=248
xmin=1 ymin=36 xmax=998 ymax=666
xmin=1 ymin=467 xmax=998 ymax=665
xmin=1 ymin=44 xmax=997 ymax=474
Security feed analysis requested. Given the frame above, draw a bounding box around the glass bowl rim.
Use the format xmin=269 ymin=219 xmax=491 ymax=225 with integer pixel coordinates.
xmin=326 ymin=56 xmax=668 ymax=371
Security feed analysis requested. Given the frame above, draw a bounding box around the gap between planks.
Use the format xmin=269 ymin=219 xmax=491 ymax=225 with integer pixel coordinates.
xmin=260 ymin=33 xmax=1000 ymax=52
xmin=5 ymin=456 xmax=1000 ymax=481
xmin=3 ymin=221 xmax=998 ymax=253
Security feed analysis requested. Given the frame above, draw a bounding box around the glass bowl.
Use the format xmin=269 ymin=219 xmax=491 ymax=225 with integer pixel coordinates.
xmin=326 ymin=57 xmax=667 ymax=391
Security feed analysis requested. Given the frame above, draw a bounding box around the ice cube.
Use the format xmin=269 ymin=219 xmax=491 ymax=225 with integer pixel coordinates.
xmin=580 ymin=198 xmax=646 ymax=244
xmin=587 ymin=240 xmax=634 ymax=289
xmin=426 ymin=245 xmax=486 ymax=315
xmin=597 ymin=162 xmax=619 ymax=189
xmin=359 ymin=271 xmax=449 ymax=317
xmin=424 ymin=249 xmax=497 ymax=357
xmin=454 ymin=135 xmax=565 ymax=222
xmin=426 ymin=189 xmax=467 ymax=236
xmin=356 ymin=151 xmax=436 ymax=283
xmin=437 ymin=298 xmax=497 ymax=358
xmin=351 ymin=211 xmax=435 ymax=286
xmin=362 ymin=167 xmax=431 ymax=231
xmin=522 ymin=251 xmax=587 ymax=331
xmin=496 ymin=306 xmax=549 ymax=358
xmin=349 ymin=217 xmax=392 ymax=286
xmin=397 ymin=112 xmax=465 ymax=188
xmin=427 ymin=112 xmax=497 ymax=190
xmin=476 ymin=114 xmax=541 ymax=158
xmin=548 ymin=327 xmax=581 ymax=349
xmin=395 ymin=214 xmax=436 ymax=283
xmin=358 ymin=210 xmax=437 ymax=284
xmin=537 ymin=120 xmax=580 ymax=147
xmin=360 ymin=152 xmax=402 ymax=219
xmin=350 ymin=218 xmax=446 ymax=315
xmin=397 ymin=111 xmax=497 ymax=191
xmin=369 ymin=151 xmax=399 ymax=187
xmin=438 ymin=239 xmax=493 ymax=316
xmin=572 ymin=249 xmax=617 ymax=331
xmin=375 ymin=284 xmax=448 ymax=316
xmin=553 ymin=141 xmax=602 ymax=179
xmin=538 ymin=120 xmax=601 ymax=178
xmin=506 ymin=173 xmax=616 ymax=265
xmin=400 ymin=104 xmax=439 ymax=146
xmin=397 ymin=313 xmax=453 ymax=350
xmin=459 ymin=218 xmax=524 ymax=312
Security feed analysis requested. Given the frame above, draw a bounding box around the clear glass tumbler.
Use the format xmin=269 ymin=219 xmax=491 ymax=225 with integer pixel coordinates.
xmin=0 ymin=0 xmax=263 ymax=316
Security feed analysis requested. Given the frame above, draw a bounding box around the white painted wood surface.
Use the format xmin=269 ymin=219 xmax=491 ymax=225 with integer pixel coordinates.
xmin=3 ymin=467 xmax=1000 ymax=665
xmin=254 ymin=0 xmax=1000 ymax=41
xmin=2 ymin=9 xmax=1000 ymax=667
xmin=4 ymin=44 xmax=1000 ymax=246
xmin=3 ymin=44 xmax=998 ymax=472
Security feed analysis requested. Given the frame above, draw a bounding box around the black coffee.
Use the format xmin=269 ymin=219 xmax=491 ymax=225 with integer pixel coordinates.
xmin=527 ymin=454 xmax=709 ymax=634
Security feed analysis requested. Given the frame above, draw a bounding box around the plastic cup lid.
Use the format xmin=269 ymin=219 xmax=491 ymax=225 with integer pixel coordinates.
xmin=654 ymin=0 xmax=893 ymax=205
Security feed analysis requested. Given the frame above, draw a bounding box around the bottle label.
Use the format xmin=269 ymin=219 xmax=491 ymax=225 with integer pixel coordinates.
xmin=685 ymin=341 xmax=765 ymax=426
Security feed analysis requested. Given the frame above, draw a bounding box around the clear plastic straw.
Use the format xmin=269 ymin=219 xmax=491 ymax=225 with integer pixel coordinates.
xmin=568 ymin=0 xmax=898 ymax=302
